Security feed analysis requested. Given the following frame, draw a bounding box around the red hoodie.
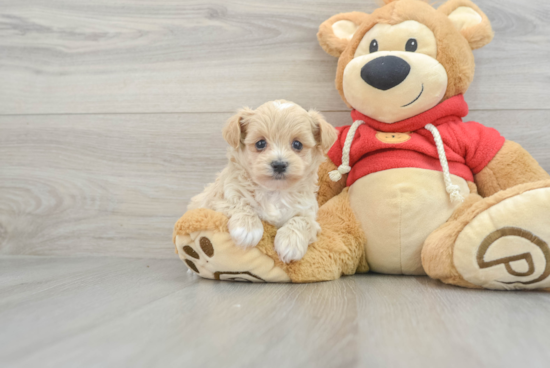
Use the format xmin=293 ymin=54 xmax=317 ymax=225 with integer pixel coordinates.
xmin=327 ymin=95 xmax=505 ymax=187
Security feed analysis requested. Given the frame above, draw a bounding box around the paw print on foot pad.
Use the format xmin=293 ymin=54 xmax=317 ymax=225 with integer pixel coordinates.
xmin=175 ymin=230 xmax=291 ymax=283
xmin=454 ymin=187 xmax=550 ymax=290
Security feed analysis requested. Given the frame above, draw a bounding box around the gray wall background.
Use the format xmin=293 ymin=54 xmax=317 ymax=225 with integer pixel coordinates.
xmin=1 ymin=0 xmax=549 ymax=258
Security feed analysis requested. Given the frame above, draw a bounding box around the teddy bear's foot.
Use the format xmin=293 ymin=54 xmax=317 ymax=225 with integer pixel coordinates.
xmin=174 ymin=209 xmax=290 ymax=283
xmin=454 ymin=185 xmax=550 ymax=290
xmin=173 ymin=189 xmax=368 ymax=283
xmin=423 ymin=180 xmax=550 ymax=290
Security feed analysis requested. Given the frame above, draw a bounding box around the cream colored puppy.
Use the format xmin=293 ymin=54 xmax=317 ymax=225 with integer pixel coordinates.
xmin=188 ymin=100 xmax=337 ymax=263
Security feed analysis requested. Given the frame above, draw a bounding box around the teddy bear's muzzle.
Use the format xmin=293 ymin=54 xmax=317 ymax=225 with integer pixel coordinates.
xmin=360 ymin=55 xmax=411 ymax=91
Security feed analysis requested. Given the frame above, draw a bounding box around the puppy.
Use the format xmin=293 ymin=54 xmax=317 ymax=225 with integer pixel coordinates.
xmin=188 ymin=100 xmax=337 ymax=263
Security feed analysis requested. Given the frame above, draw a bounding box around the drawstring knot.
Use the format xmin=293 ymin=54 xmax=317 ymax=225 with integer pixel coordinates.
xmin=329 ymin=165 xmax=351 ymax=182
xmin=448 ymin=185 xmax=464 ymax=203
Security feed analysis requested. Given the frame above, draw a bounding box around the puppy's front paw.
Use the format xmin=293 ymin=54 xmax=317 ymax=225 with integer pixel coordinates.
xmin=274 ymin=224 xmax=309 ymax=263
xmin=228 ymin=214 xmax=264 ymax=248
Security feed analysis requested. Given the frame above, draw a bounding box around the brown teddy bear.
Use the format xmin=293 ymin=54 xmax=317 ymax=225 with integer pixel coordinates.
xmin=174 ymin=0 xmax=550 ymax=290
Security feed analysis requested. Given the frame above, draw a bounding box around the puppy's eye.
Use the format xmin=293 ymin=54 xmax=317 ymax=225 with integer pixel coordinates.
xmin=255 ymin=140 xmax=267 ymax=150
xmin=292 ymin=140 xmax=303 ymax=151
xmin=369 ymin=39 xmax=378 ymax=53
xmin=405 ymin=38 xmax=417 ymax=52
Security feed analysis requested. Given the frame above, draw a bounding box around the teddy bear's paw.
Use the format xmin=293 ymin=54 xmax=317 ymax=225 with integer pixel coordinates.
xmin=274 ymin=224 xmax=309 ymax=263
xmin=228 ymin=213 xmax=264 ymax=248
xmin=175 ymin=230 xmax=290 ymax=283
xmin=454 ymin=187 xmax=550 ymax=290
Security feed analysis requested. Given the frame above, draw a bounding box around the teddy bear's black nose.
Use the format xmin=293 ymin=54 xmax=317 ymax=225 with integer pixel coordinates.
xmin=361 ymin=56 xmax=411 ymax=91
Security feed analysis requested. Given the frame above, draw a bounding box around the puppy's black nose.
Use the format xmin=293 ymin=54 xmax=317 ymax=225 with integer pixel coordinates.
xmin=271 ymin=161 xmax=288 ymax=174
xmin=361 ymin=56 xmax=411 ymax=91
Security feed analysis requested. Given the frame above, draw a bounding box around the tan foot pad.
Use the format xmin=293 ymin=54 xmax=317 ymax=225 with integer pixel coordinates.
xmin=454 ymin=187 xmax=550 ymax=290
xmin=175 ymin=230 xmax=290 ymax=283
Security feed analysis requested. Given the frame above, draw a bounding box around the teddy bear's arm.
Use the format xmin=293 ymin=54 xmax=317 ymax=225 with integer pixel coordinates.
xmin=317 ymin=157 xmax=347 ymax=207
xmin=474 ymin=140 xmax=550 ymax=197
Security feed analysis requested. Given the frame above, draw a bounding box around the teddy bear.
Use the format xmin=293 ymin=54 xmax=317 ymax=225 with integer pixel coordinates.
xmin=173 ymin=0 xmax=550 ymax=290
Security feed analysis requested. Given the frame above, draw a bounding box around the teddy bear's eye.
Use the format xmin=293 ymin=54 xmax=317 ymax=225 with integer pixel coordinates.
xmin=405 ymin=38 xmax=418 ymax=52
xmin=369 ymin=39 xmax=378 ymax=53
xmin=255 ymin=140 xmax=267 ymax=150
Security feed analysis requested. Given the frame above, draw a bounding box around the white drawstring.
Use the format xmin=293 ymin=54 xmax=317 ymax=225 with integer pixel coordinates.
xmin=424 ymin=124 xmax=464 ymax=204
xmin=329 ymin=120 xmax=464 ymax=204
xmin=329 ymin=120 xmax=364 ymax=182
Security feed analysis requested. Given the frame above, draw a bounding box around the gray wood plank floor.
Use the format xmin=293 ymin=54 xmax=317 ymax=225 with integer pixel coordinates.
xmin=2 ymin=256 xmax=550 ymax=368
xmin=1 ymin=0 xmax=550 ymax=367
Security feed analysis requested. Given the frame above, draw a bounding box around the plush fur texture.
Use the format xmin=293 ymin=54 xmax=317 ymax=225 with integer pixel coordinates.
xmin=438 ymin=0 xmax=494 ymax=50
xmin=255 ymin=189 xmax=368 ymax=282
xmin=422 ymin=180 xmax=550 ymax=288
xmin=474 ymin=140 xmax=550 ymax=197
xmin=173 ymin=207 xmax=229 ymax=253
xmin=188 ymin=100 xmax=337 ymax=263
xmin=317 ymin=12 xmax=371 ymax=57
xmin=316 ymin=159 xmax=347 ymax=207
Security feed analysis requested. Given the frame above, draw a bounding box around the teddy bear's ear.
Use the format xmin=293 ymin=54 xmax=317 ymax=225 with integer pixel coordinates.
xmin=438 ymin=0 xmax=494 ymax=50
xmin=308 ymin=110 xmax=337 ymax=153
xmin=223 ymin=107 xmax=254 ymax=149
xmin=317 ymin=12 xmax=370 ymax=57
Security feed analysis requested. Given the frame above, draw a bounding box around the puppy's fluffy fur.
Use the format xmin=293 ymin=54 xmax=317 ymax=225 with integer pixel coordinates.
xmin=188 ymin=100 xmax=337 ymax=263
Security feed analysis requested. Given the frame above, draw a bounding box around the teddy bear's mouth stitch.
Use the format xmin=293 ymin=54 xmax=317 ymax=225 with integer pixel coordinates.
xmin=401 ymin=84 xmax=424 ymax=108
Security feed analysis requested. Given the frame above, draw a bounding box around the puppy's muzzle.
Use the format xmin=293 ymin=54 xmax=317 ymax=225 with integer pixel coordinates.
xmin=271 ymin=161 xmax=288 ymax=174
xmin=361 ymin=56 xmax=411 ymax=91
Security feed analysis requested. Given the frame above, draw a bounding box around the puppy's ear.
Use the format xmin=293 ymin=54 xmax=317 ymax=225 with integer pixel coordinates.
xmin=317 ymin=12 xmax=370 ymax=57
xmin=223 ymin=107 xmax=254 ymax=149
xmin=309 ymin=110 xmax=337 ymax=153
xmin=439 ymin=0 xmax=494 ymax=50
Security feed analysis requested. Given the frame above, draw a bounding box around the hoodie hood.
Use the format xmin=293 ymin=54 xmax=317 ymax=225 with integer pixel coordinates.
xmin=350 ymin=95 xmax=469 ymax=133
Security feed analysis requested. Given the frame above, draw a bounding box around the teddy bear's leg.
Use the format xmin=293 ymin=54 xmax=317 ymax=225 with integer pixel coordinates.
xmin=422 ymin=180 xmax=550 ymax=290
xmin=316 ymin=157 xmax=348 ymax=207
xmin=257 ymin=188 xmax=368 ymax=283
xmin=174 ymin=188 xmax=368 ymax=283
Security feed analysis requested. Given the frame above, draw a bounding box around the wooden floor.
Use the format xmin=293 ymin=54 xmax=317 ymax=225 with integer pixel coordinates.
xmin=1 ymin=0 xmax=550 ymax=367
xmin=2 ymin=256 xmax=550 ymax=368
